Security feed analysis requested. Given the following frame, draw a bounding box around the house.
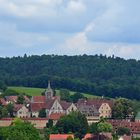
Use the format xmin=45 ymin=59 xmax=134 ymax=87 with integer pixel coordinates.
xmin=14 ymin=104 xmax=30 ymax=118
xmin=82 ymin=133 xmax=112 ymax=140
xmin=5 ymin=95 xmax=30 ymax=104
xmin=77 ymin=102 xmax=100 ymax=124
xmin=0 ymin=98 xmax=7 ymax=106
xmin=108 ymin=120 xmax=140 ymax=138
xmin=77 ymin=98 xmax=113 ymax=118
xmin=119 ymin=135 xmax=132 ymax=140
xmin=49 ymin=134 xmax=74 ymax=140
xmin=0 ymin=118 xmax=48 ymax=129
xmin=48 ymin=113 xmax=65 ymax=125
xmin=30 ymin=81 xmax=77 ymax=118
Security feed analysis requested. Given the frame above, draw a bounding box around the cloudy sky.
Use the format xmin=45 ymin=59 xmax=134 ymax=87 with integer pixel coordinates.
xmin=0 ymin=0 xmax=139 ymax=59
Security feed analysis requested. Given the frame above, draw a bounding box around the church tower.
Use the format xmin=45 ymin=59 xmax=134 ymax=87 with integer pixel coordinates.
xmin=45 ymin=81 xmax=54 ymax=101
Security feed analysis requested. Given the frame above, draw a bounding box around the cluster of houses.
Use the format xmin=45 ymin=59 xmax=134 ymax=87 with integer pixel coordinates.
xmin=1 ymin=82 xmax=140 ymax=139
xmin=0 ymin=81 xmax=113 ymax=124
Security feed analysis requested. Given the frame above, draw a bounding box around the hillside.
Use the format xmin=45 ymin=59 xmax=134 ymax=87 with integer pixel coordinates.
xmin=8 ymin=86 xmax=97 ymax=98
xmin=1 ymin=54 xmax=140 ymax=100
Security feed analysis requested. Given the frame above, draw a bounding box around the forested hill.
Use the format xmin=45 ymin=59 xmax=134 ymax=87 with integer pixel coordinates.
xmin=1 ymin=54 xmax=140 ymax=100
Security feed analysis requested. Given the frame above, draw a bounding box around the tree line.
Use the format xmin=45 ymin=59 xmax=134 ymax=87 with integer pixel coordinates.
xmin=1 ymin=54 xmax=140 ymax=100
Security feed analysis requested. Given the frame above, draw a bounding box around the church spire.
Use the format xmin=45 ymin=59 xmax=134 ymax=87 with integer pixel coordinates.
xmin=48 ymin=80 xmax=51 ymax=89
xmin=45 ymin=80 xmax=53 ymax=101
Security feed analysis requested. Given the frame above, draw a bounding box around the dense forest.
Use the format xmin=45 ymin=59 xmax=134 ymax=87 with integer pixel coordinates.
xmin=1 ymin=54 xmax=140 ymax=100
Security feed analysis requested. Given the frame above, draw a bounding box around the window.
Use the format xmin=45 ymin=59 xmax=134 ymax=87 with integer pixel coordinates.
xmin=19 ymin=111 xmax=22 ymax=114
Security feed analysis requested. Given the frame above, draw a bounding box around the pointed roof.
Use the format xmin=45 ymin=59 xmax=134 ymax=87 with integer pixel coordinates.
xmin=60 ymin=101 xmax=72 ymax=110
xmin=30 ymin=98 xmax=56 ymax=111
xmin=45 ymin=81 xmax=53 ymax=94
xmin=48 ymin=80 xmax=51 ymax=89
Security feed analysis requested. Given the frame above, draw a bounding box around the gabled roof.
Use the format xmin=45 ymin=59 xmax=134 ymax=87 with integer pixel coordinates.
xmin=14 ymin=104 xmax=23 ymax=111
xmin=6 ymin=96 xmax=17 ymax=103
xmin=78 ymin=104 xmax=99 ymax=116
xmin=5 ymin=96 xmax=30 ymax=103
xmin=31 ymin=96 xmax=46 ymax=103
xmin=60 ymin=101 xmax=72 ymax=110
xmin=0 ymin=98 xmax=7 ymax=106
xmin=50 ymin=134 xmax=74 ymax=140
xmin=30 ymin=99 xmax=56 ymax=111
xmin=77 ymin=98 xmax=113 ymax=109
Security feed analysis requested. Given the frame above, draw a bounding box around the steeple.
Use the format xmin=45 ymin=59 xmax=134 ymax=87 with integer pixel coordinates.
xmin=48 ymin=80 xmax=51 ymax=89
xmin=45 ymin=81 xmax=53 ymax=101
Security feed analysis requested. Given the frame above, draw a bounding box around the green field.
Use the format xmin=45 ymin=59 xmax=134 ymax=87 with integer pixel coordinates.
xmin=8 ymin=86 xmax=98 ymax=98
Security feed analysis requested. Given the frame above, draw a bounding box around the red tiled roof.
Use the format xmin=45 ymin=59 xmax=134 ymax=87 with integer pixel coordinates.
xmin=120 ymin=135 xmax=132 ymax=140
xmin=60 ymin=101 xmax=72 ymax=110
xmin=108 ymin=120 xmax=140 ymax=134
xmin=0 ymin=98 xmax=7 ymax=106
xmin=32 ymin=96 xmax=46 ymax=103
xmin=30 ymin=99 xmax=56 ymax=111
xmin=77 ymin=98 xmax=113 ymax=109
xmin=49 ymin=113 xmax=64 ymax=120
xmin=46 ymin=99 xmax=56 ymax=109
xmin=6 ymin=96 xmax=17 ymax=103
xmin=14 ymin=104 xmax=23 ymax=111
xmin=87 ymin=99 xmax=113 ymax=109
xmin=6 ymin=96 xmax=30 ymax=103
xmin=50 ymin=134 xmax=74 ymax=140
xmin=23 ymin=96 xmax=30 ymax=103
xmin=0 ymin=118 xmax=14 ymax=120
xmin=84 ymin=133 xmax=94 ymax=139
xmin=30 ymin=103 xmax=46 ymax=112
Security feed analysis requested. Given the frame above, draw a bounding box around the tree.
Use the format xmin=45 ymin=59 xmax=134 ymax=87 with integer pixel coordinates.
xmin=0 ymin=106 xmax=8 ymax=118
xmin=0 ymin=81 xmax=7 ymax=91
xmin=116 ymin=127 xmax=131 ymax=136
xmin=70 ymin=92 xmax=85 ymax=103
xmin=46 ymin=119 xmax=53 ymax=128
xmin=44 ymin=126 xmax=58 ymax=140
xmin=17 ymin=94 xmax=25 ymax=104
xmin=112 ymin=98 xmax=133 ymax=119
xmin=97 ymin=122 xmax=112 ymax=133
xmin=0 ymin=118 xmax=42 ymax=140
xmin=56 ymin=111 xmax=89 ymax=139
xmin=89 ymin=123 xmax=98 ymax=134
xmin=6 ymin=103 xmax=14 ymax=117
xmin=39 ymin=108 xmax=46 ymax=118
xmin=67 ymin=136 xmax=74 ymax=140
xmin=60 ymin=89 xmax=71 ymax=102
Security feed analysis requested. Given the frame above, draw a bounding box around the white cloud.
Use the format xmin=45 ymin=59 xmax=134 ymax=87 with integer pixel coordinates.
xmin=0 ymin=0 xmax=140 ymax=58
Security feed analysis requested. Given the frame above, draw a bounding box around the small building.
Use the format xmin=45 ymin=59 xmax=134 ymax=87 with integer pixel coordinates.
xmin=49 ymin=134 xmax=74 ymax=140
xmin=119 ymin=135 xmax=132 ymax=140
xmin=14 ymin=104 xmax=30 ymax=118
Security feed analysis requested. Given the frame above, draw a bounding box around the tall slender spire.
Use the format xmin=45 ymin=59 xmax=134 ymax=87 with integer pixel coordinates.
xmin=45 ymin=80 xmax=53 ymax=101
xmin=48 ymin=80 xmax=51 ymax=89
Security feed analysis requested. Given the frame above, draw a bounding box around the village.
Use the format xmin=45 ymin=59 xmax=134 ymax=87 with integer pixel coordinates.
xmin=0 ymin=81 xmax=140 ymax=140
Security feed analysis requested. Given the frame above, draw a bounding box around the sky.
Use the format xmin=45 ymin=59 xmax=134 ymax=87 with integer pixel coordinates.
xmin=0 ymin=0 xmax=140 ymax=59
